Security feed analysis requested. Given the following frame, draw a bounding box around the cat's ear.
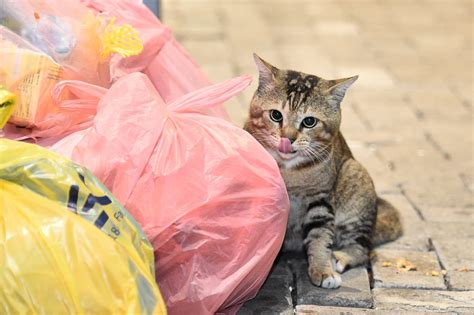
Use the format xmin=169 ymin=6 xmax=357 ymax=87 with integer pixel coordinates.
xmin=253 ymin=53 xmax=278 ymax=92
xmin=326 ymin=75 xmax=358 ymax=104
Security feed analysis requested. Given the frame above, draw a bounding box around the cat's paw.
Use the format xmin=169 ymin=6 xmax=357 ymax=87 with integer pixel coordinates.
xmin=332 ymin=251 xmax=350 ymax=273
xmin=331 ymin=256 xmax=344 ymax=273
xmin=308 ymin=266 xmax=342 ymax=289
xmin=321 ymin=272 xmax=342 ymax=289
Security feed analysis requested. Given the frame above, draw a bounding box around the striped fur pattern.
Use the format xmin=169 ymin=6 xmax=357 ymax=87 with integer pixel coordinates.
xmin=244 ymin=55 xmax=402 ymax=289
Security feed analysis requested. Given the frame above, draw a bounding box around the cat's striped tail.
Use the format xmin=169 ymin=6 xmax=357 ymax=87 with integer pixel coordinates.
xmin=372 ymin=197 xmax=403 ymax=247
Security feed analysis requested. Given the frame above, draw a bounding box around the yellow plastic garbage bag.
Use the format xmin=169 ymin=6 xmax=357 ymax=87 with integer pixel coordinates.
xmin=0 ymin=139 xmax=166 ymax=315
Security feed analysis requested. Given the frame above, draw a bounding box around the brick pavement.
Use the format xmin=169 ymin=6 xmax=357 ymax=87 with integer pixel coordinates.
xmin=162 ymin=0 xmax=473 ymax=313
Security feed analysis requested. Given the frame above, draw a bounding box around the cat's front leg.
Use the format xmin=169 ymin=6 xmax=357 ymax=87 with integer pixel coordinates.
xmin=303 ymin=201 xmax=341 ymax=289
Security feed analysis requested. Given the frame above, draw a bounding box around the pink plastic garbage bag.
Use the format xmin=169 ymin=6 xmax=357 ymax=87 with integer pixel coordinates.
xmin=50 ymin=72 xmax=289 ymax=314
xmin=82 ymin=0 xmax=228 ymax=119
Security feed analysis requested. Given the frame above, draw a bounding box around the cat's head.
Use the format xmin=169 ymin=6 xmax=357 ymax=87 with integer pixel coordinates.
xmin=245 ymin=54 xmax=357 ymax=169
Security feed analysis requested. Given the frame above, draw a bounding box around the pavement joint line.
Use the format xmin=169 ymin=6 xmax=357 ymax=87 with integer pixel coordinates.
xmin=447 ymin=85 xmax=473 ymax=112
xmin=177 ymin=33 xmax=226 ymax=41
xmin=216 ymin=5 xmax=226 ymax=26
xmin=350 ymin=102 xmax=374 ymax=131
xmin=372 ymin=148 xmax=395 ymax=172
xmin=374 ymin=148 xmax=396 ymax=172
xmin=459 ymin=173 xmax=473 ymax=194
xmin=423 ymin=131 xmax=452 ymax=161
xmin=429 ymin=238 xmax=452 ymax=291
xmin=413 ymin=108 xmax=425 ymax=121
xmin=402 ymin=93 xmax=425 ymax=122
xmin=289 ymin=259 xmax=298 ymax=310
xmin=398 ymin=183 xmax=425 ymax=221
xmin=230 ymin=62 xmax=242 ymax=78
xmin=460 ymin=99 xmax=473 ymax=110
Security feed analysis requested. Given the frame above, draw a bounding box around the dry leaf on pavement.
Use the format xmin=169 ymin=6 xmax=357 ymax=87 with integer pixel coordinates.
xmin=396 ymin=258 xmax=417 ymax=272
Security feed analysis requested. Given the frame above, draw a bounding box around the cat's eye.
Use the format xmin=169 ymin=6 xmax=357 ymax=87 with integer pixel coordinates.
xmin=269 ymin=110 xmax=283 ymax=123
xmin=302 ymin=116 xmax=318 ymax=128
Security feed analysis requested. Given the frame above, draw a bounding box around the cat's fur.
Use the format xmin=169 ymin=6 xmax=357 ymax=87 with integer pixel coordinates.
xmin=244 ymin=54 xmax=402 ymax=289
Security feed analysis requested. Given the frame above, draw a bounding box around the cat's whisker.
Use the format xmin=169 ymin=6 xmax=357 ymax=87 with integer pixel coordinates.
xmin=305 ymin=145 xmax=329 ymax=164
xmin=303 ymin=147 xmax=324 ymax=165
xmin=302 ymin=149 xmax=318 ymax=166
xmin=310 ymin=143 xmax=332 ymax=161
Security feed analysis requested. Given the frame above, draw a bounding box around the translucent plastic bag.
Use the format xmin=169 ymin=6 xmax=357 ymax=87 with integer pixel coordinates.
xmin=1 ymin=0 xmax=104 ymax=85
xmin=0 ymin=139 xmax=166 ymax=315
xmin=49 ymin=73 xmax=289 ymax=314
xmin=82 ymin=0 xmax=228 ymax=119
xmin=1 ymin=0 xmax=226 ymax=139
xmin=0 ymin=26 xmax=63 ymax=127
xmin=0 ymin=0 xmax=145 ymax=131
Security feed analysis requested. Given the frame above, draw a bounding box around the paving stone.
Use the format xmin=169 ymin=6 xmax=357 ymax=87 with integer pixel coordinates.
xmin=298 ymin=305 xmax=373 ymax=314
xmin=296 ymin=305 xmax=454 ymax=314
xmin=312 ymin=20 xmax=360 ymax=36
xmin=167 ymin=3 xmax=223 ymax=37
xmin=224 ymin=98 xmax=248 ymax=128
xmin=405 ymin=87 xmax=472 ymax=122
xmin=377 ymin=232 xmax=430 ymax=253
xmin=427 ymin=222 xmax=474 ymax=241
xmin=372 ymin=249 xmax=445 ymax=290
xmin=314 ymin=38 xmax=376 ymax=66
xmin=421 ymin=206 xmax=474 ymax=223
xmin=370 ymin=40 xmax=420 ymax=68
xmin=238 ymin=258 xmax=293 ymax=315
xmin=386 ymin=62 xmax=440 ymax=84
xmin=373 ymin=288 xmax=474 ymax=313
xmin=294 ymin=259 xmax=372 ymax=308
xmin=199 ymin=61 xmax=235 ymax=84
xmin=335 ymin=66 xmax=395 ymax=89
xmin=306 ymin=2 xmax=349 ymax=20
xmin=382 ymin=148 xmax=474 ymax=207
xmin=403 ymin=176 xmax=473 ymax=209
xmin=376 ymin=142 xmax=451 ymax=187
xmin=458 ymin=166 xmax=474 ymax=194
xmin=277 ymin=42 xmax=338 ymax=78
xmin=340 ymin=104 xmax=370 ymax=135
xmin=179 ymin=40 xmax=230 ymax=69
xmin=451 ymin=83 xmax=474 ymax=110
xmin=224 ymin=10 xmax=272 ymax=46
xmin=432 ymin=239 xmax=474 ymax=271
xmin=446 ymin=271 xmax=474 ymax=291
xmin=354 ymin=101 xmax=418 ymax=132
xmin=348 ymin=144 xmax=399 ymax=194
xmin=421 ymin=121 xmax=473 ymax=164
xmin=350 ymin=88 xmax=411 ymax=109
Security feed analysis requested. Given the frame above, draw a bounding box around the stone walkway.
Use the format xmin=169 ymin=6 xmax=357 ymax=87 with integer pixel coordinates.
xmin=162 ymin=0 xmax=473 ymax=313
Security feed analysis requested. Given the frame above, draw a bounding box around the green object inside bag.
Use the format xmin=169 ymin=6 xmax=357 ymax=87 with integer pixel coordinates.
xmin=0 ymin=86 xmax=16 ymax=128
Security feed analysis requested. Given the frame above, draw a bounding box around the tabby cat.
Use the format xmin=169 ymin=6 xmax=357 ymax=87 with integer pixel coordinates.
xmin=244 ymin=54 xmax=402 ymax=289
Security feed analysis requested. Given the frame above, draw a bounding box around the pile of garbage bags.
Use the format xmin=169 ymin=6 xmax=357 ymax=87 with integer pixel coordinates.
xmin=0 ymin=0 xmax=289 ymax=314
xmin=0 ymin=139 xmax=166 ymax=314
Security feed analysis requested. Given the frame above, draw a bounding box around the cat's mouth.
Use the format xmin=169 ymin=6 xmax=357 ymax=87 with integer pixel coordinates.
xmin=278 ymin=138 xmax=297 ymax=156
xmin=277 ymin=150 xmax=298 ymax=160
